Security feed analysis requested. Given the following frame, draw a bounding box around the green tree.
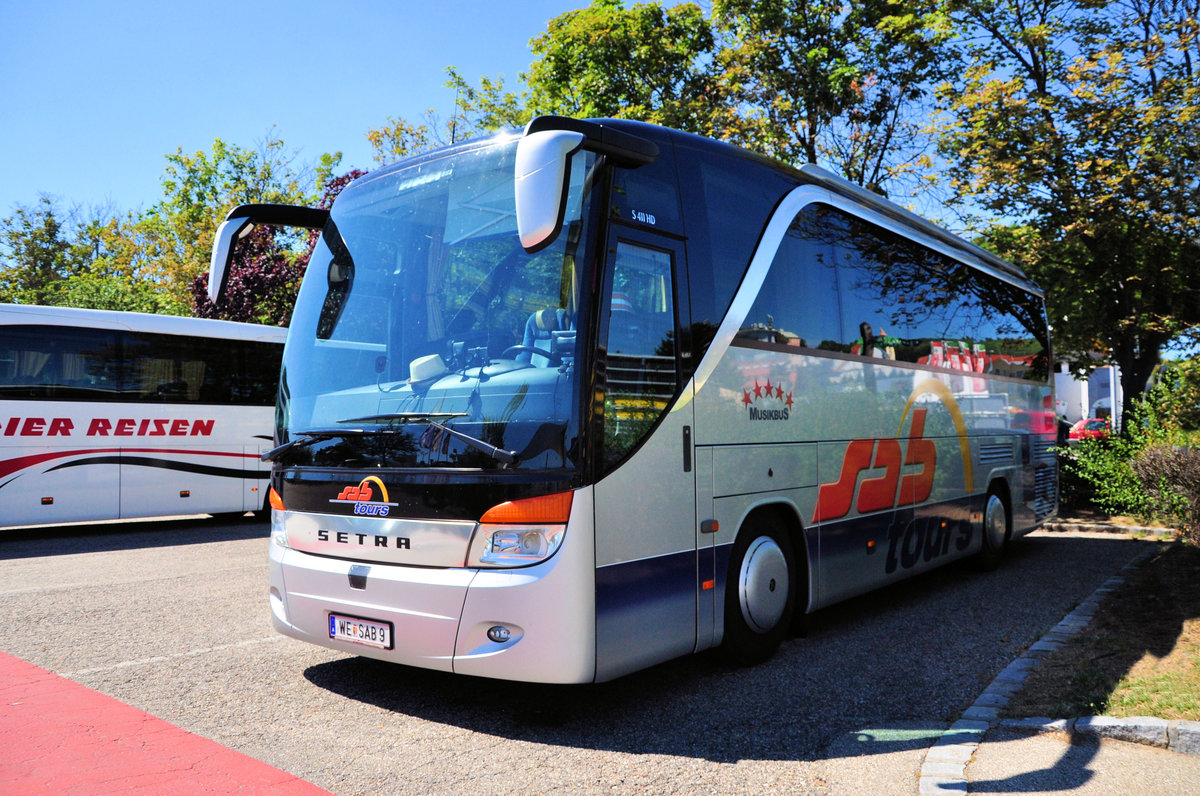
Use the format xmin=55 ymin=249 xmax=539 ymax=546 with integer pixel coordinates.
xmin=713 ymin=0 xmax=952 ymax=192
xmin=366 ymin=113 xmax=438 ymax=166
xmin=526 ymin=0 xmax=719 ymax=133
xmin=0 ymin=197 xmax=89 ymax=305
xmin=935 ymin=0 xmax=1200 ymax=419
xmin=363 ymin=1 xmax=949 ymax=198
xmin=446 ymin=66 xmax=532 ymax=139
xmin=134 ymin=134 xmax=319 ymax=309
xmin=192 ymin=165 xmax=366 ymax=326
xmin=366 ymin=68 xmax=530 ymax=167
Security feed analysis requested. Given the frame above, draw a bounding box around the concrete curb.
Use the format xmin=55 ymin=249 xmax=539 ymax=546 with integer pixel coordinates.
xmin=997 ymin=715 xmax=1200 ymax=755
xmin=916 ymin=546 xmax=1167 ymax=795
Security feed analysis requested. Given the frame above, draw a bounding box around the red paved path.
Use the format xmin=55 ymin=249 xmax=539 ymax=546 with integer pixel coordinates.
xmin=0 ymin=651 xmax=329 ymax=794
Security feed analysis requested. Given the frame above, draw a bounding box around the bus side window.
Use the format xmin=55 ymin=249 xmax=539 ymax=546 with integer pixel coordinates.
xmin=739 ymin=204 xmax=842 ymax=351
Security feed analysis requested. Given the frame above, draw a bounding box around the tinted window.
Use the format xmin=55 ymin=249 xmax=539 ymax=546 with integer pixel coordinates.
xmin=739 ymin=204 xmax=842 ymax=350
xmin=610 ymin=148 xmax=684 ymax=237
xmin=0 ymin=325 xmax=120 ymax=399
xmin=600 ymin=239 xmax=679 ymax=471
xmin=740 ymin=203 xmax=1049 ymax=381
xmin=676 ymin=142 xmax=795 ymax=358
xmin=0 ymin=325 xmax=281 ymax=404
xmin=124 ymin=333 xmax=282 ymax=405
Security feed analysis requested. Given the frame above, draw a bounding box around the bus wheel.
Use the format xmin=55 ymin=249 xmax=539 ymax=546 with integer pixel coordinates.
xmin=721 ymin=518 xmax=795 ymax=665
xmin=975 ymin=489 xmax=1010 ymax=571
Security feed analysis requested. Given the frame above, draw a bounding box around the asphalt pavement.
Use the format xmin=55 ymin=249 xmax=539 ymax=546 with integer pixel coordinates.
xmin=0 ymin=517 xmax=1196 ymax=795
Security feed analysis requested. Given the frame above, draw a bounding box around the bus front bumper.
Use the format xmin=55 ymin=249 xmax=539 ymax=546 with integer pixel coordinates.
xmin=267 ymin=511 xmax=596 ymax=684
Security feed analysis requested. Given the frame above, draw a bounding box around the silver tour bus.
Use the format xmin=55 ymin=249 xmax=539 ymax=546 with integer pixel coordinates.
xmin=209 ymin=117 xmax=1056 ymax=683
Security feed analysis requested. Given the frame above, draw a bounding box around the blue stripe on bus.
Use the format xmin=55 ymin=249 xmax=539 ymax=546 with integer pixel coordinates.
xmin=595 ymin=549 xmax=698 ymax=680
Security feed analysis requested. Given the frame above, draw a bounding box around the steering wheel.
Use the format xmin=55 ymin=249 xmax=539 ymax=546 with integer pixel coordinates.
xmin=500 ymin=345 xmax=562 ymax=365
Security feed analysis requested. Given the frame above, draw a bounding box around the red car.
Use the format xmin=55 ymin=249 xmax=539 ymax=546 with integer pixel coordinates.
xmin=1069 ymin=417 xmax=1110 ymax=442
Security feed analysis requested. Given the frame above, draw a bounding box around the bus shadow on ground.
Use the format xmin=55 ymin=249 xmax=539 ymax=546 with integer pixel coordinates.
xmin=302 ymin=651 xmax=951 ymax=765
xmin=302 ymin=535 xmax=1154 ymax=765
xmin=0 ymin=514 xmax=268 ymax=559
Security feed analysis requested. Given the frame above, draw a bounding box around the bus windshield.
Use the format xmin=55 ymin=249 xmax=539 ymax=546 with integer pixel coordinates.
xmin=280 ymin=136 xmax=599 ymax=471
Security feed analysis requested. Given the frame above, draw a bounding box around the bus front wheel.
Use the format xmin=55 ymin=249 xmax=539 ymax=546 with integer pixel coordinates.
xmin=721 ymin=518 xmax=795 ymax=665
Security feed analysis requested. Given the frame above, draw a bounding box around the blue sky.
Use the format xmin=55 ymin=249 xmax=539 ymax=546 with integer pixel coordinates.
xmin=0 ymin=0 xmax=587 ymax=215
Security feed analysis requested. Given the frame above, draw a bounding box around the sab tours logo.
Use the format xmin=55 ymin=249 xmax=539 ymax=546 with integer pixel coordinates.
xmin=741 ymin=377 xmax=794 ymax=421
xmin=812 ymin=378 xmax=978 ymax=574
xmin=330 ymin=476 xmax=398 ymax=517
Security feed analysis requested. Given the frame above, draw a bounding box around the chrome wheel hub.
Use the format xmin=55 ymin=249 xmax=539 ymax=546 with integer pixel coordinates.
xmin=739 ymin=536 xmax=789 ymax=633
xmin=984 ymin=494 xmax=1007 ymax=550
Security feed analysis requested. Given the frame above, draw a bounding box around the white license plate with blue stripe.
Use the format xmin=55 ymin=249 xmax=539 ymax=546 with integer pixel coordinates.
xmin=328 ymin=613 xmax=393 ymax=649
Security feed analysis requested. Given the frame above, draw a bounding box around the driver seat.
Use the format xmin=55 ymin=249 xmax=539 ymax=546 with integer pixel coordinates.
xmin=519 ymin=308 xmax=573 ymax=366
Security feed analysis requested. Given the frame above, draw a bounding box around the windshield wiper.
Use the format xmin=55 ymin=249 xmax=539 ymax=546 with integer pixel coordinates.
xmin=262 ymin=430 xmax=349 ymax=462
xmin=342 ymin=412 xmax=468 ymax=423
xmin=338 ymin=412 xmax=519 ymax=466
xmin=261 ymin=425 xmax=407 ymax=462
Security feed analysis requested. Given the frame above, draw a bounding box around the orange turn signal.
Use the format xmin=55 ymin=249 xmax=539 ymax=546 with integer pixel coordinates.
xmin=480 ymin=491 xmax=573 ymax=524
xmin=269 ymin=487 xmax=285 ymax=511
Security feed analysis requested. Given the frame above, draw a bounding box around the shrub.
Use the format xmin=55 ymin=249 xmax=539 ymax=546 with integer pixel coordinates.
xmin=1130 ymin=446 xmax=1200 ymax=545
xmin=1060 ymin=372 xmax=1200 ymax=543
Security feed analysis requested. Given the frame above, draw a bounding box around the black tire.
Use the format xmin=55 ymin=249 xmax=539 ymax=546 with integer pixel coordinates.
xmin=975 ymin=488 xmax=1010 ymax=571
xmin=721 ymin=516 xmax=796 ymax=666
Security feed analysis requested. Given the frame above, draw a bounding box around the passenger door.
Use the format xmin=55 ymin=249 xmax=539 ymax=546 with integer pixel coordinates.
xmin=592 ymin=227 xmax=698 ymax=681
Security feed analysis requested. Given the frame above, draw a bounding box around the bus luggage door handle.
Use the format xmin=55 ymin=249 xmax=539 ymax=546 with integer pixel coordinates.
xmin=682 ymin=425 xmax=692 ymax=472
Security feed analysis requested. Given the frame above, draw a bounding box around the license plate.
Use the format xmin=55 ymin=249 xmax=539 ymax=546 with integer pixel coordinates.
xmin=328 ymin=613 xmax=393 ymax=650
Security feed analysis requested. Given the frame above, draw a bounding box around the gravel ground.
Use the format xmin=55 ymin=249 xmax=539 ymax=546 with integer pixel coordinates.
xmin=0 ymin=520 xmax=1152 ymax=795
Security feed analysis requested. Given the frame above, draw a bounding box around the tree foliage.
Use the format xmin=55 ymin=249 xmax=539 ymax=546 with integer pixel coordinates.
xmin=1 ymin=198 xmax=84 ymax=305
xmin=526 ymin=0 xmax=719 ymax=132
xmin=367 ymin=68 xmax=530 ymax=167
xmin=0 ymin=197 xmax=175 ymax=312
xmin=1064 ymin=372 xmax=1200 ymax=542
xmin=139 ymin=135 xmax=317 ymax=309
xmin=191 ymin=165 xmax=366 ymax=326
xmin=714 ymin=0 xmax=952 ymax=192
xmin=935 ymin=0 xmax=1200 ymax=415
xmin=2 ymin=135 xmax=333 ymax=321
xmin=365 ymin=1 xmax=948 ymax=197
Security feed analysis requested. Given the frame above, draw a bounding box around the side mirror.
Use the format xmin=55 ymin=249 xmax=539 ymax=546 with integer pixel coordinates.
xmin=207 ymin=204 xmax=331 ymax=303
xmin=514 ymin=130 xmax=585 ymax=254
xmin=208 ymin=216 xmax=255 ymax=303
xmin=514 ymin=117 xmax=659 ymax=254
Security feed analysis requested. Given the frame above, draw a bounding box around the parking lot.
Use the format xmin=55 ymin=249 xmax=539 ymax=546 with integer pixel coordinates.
xmin=0 ymin=517 xmax=1153 ymax=795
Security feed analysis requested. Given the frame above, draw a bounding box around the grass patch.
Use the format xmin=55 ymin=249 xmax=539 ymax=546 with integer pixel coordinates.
xmin=1003 ymin=543 xmax=1200 ymax=721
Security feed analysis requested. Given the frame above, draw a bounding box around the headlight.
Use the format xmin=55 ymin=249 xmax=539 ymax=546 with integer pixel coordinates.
xmin=469 ymin=524 xmax=565 ymax=567
xmin=271 ymin=508 xmax=290 ymax=549
xmin=466 ymin=491 xmax=573 ymax=568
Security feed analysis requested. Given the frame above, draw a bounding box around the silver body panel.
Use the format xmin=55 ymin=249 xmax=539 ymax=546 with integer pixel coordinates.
xmin=283 ymin=510 xmax=476 ymax=568
xmin=685 ymin=184 xmax=1054 ymax=629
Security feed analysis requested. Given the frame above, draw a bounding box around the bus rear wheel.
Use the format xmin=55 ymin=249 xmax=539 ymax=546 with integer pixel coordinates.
xmin=975 ymin=489 xmax=1010 ymax=571
xmin=721 ymin=518 xmax=795 ymax=665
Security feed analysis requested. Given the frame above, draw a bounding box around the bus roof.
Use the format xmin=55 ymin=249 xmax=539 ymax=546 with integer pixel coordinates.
xmin=594 ymin=119 xmax=1042 ymax=298
xmin=0 ymin=303 xmax=288 ymax=343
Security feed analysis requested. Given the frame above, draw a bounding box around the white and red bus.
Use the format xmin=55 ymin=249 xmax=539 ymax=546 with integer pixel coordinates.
xmin=0 ymin=304 xmax=285 ymax=528
xmin=210 ymin=117 xmax=1056 ymax=683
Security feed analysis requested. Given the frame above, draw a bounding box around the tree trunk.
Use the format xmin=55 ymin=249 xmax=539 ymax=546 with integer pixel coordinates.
xmin=1114 ymin=337 xmax=1166 ymax=432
